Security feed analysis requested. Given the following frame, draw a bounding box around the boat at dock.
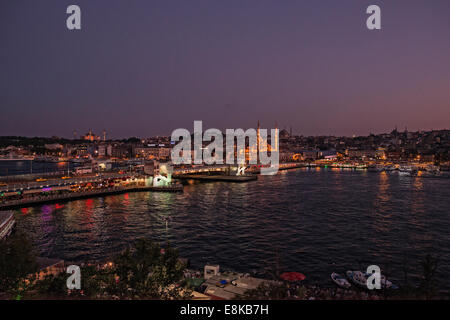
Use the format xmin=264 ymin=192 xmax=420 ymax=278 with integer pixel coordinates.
xmin=69 ymin=158 xmax=89 ymax=164
xmin=398 ymin=165 xmax=418 ymax=176
xmin=346 ymin=270 xmax=367 ymax=287
xmin=33 ymin=155 xmax=61 ymax=163
xmin=364 ymin=272 xmax=399 ymax=289
xmin=367 ymin=164 xmax=384 ymax=172
xmin=331 ymin=272 xmax=352 ymax=289
xmin=380 ymin=275 xmax=398 ymax=290
xmin=0 ymin=211 xmax=15 ymax=240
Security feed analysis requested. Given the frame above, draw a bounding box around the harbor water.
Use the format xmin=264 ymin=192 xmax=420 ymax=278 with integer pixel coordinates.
xmin=11 ymin=168 xmax=450 ymax=291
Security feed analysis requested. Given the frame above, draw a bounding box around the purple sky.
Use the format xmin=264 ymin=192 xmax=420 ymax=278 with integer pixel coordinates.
xmin=1 ymin=0 xmax=449 ymax=138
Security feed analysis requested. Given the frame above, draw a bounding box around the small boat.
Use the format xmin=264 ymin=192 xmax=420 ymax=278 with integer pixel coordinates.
xmin=346 ymin=270 xmax=367 ymax=287
xmin=366 ymin=273 xmax=399 ymax=289
xmin=0 ymin=211 xmax=15 ymax=240
xmin=362 ymin=271 xmax=399 ymax=290
xmin=381 ymin=275 xmax=398 ymax=289
xmin=280 ymin=272 xmax=306 ymax=282
xmin=399 ymin=165 xmax=418 ymax=176
xmin=367 ymin=164 xmax=383 ymax=172
xmin=384 ymin=165 xmax=397 ymax=172
xmin=331 ymin=272 xmax=351 ymax=289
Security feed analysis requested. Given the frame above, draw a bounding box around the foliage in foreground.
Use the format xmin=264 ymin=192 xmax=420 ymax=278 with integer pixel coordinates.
xmin=1 ymin=235 xmax=191 ymax=299
xmin=0 ymin=232 xmax=38 ymax=297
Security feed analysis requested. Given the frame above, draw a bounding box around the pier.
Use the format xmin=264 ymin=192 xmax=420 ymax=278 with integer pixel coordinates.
xmin=175 ymin=174 xmax=257 ymax=182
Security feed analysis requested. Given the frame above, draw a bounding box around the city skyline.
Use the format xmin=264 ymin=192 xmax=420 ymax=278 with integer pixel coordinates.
xmin=2 ymin=1 xmax=450 ymax=138
xmin=1 ymin=125 xmax=449 ymax=141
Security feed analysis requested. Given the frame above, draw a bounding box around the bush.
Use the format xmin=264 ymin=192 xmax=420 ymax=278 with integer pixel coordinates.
xmin=0 ymin=232 xmax=38 ymax=296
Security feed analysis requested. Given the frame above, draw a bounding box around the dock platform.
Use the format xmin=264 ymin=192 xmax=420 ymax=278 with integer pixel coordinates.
xmin=174 ymin=174 xmax=257 ymax=182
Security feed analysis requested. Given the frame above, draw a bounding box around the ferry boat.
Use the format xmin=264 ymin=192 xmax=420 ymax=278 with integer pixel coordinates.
xmin=399 ymin=165 xmax=418 ymax=176
xmin=367 ymin=164 xmax=384 ymax=172
xmin=34 ymin=155 xmax=60 ymax=163
xmin=384 ymin=165 xmax=397 ymax=172
xmin=69 ymin=158 xmax=89 ymax=164
xmin=346 ymin=270 xmax=367 ymax=287
xmin=0 ymin=211 xmax=15 ymax=240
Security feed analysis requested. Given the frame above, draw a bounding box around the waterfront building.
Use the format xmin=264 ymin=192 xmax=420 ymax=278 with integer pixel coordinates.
xmin=133 ymin=145 xmax=171 ymax=160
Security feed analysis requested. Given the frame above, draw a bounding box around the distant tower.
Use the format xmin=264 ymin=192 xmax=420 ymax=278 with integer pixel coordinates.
xmin=102 ymin=129 xmax=107 ymax=141
xmin=257 ymin=120 xmax=260 ymax=144
xmin=257 ymin=120 xmax=260 ymax=164
xmin=274 ymin=122 xmax=279 ymax=152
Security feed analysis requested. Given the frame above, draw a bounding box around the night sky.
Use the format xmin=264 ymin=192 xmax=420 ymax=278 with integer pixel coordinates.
xmin=1 ymin=0 xmax=449 ymax=138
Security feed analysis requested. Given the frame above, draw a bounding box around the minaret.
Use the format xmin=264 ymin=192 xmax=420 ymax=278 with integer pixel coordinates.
xmin=274 ymin=122 xmax=278 ymax=152
xmin=257 ymin=120 xmax=260 ymax=164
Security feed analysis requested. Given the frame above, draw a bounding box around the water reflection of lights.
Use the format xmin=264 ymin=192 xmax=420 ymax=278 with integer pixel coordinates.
xmin=41 ymin=205 xmax=52 ymax=215
xmin=41 ymin=205 xmax=53 ymax=222
xmin=373 ymin=171 xmax=392 ymax=233
xmin=409 ymin=177 xmax=426 ymax=230
xmin=122 ymin=192 xmax=130 ymax=204
xmin=85 ymin=198 xmax=94 ymax=209
xmin=55 ymin=203 xmax=65 ymax=210
xmin=413 ymin=177 xmax=423 ymax=191
xmin=377 ymin=172 xmax=390 ymax=203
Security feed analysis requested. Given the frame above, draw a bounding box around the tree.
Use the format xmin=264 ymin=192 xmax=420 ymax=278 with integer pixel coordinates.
xmin=33 ymin=272 xmax=67 ymax=298
xmin=0 ymin=232 xmax=38 ymax=297
xmin=419 ymin=254 xmax=439 ymax=299
xmin=7 ymin=238 xmax=190 ymax=299
xmin=111 ymin=239 xmax=190 ymax=299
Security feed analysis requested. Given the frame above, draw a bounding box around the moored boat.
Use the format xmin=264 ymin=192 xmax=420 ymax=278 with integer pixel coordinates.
xmin=364 ymin=272 xmax=399 ymax=289
xmin=331 ymin=272 xmax=351 ymax=289
xmin=383 ymin=275 xmax=399 ymax=289
xmin=346 ymin=270 xmax=367 ymax=287
xmin=399 ymin=165 xmax=418 ymax=176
